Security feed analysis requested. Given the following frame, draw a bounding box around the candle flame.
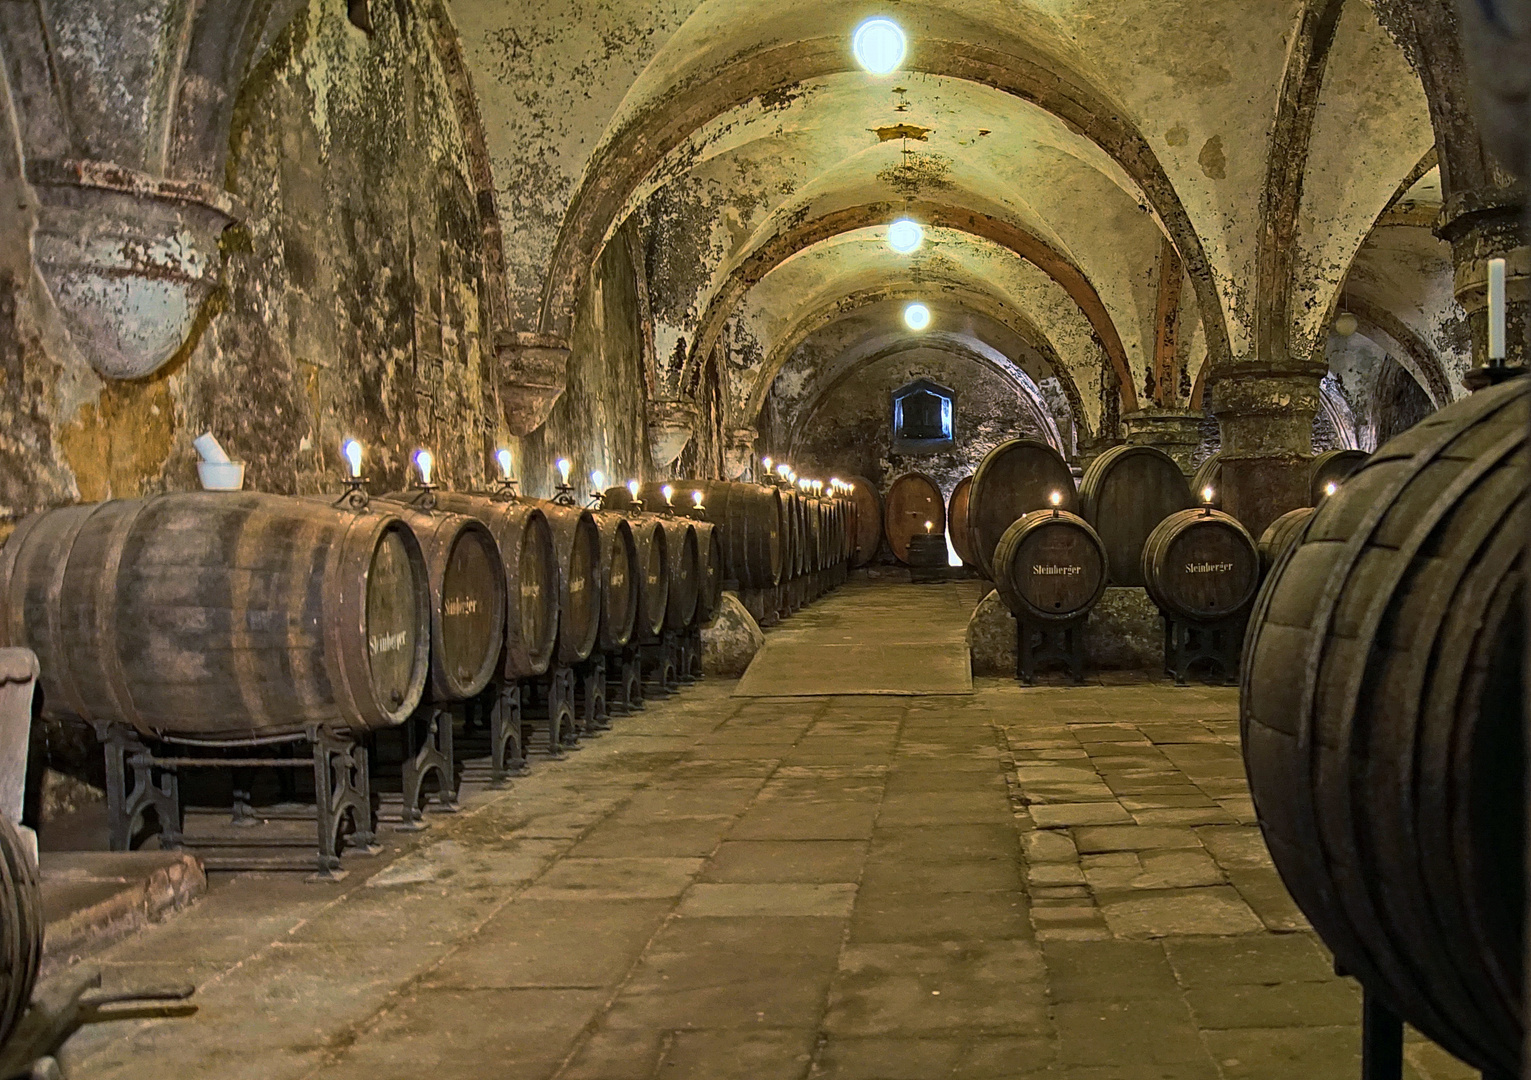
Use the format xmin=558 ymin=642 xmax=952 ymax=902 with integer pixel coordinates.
xmin=924 ymin=520 xmax=933 ymax=533
xmin=662 ymin=484 xmax=674 ymax=504
xmin=1202 ymin=486 xmax=1215 ymax=504
xmin=1324 ymin=480 xmax=1338 ymax=497
xmin=414 ymin=448 xmax=434 ymax=486
xmin=762 ymin=457 xmax=773 ymax=471
xmin=1049 ymin=490 xmax=1062 ymax=507
xmin=557 ymin=458 xmax=572 ymax=483
xmin=592 ymin=469 xmax=605 ymax=491
xmin=343 ymin=439 xmax=364 ymax=478
xmin=627 ymin=479 xmax=640 ymax=500
xmin=776 ymin=463 xmax=790 ymax=478
xmin=495 ymin=447 xmax=513 ymax=480
xmin=692 ymin=490 xmax=704 ymax=508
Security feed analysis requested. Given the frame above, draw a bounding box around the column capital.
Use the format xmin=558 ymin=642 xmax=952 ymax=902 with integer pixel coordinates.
xmin=496 ymin=332 xmax=570 ymax=436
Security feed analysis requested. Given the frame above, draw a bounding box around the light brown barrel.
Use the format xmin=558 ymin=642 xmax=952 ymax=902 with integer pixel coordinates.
xmin=1141 ymin=508 xmax=1260 ymax=622
xmin=591 ymin=512 xmax=639 ymax=653
xmin=624 ymin=514 xmax=669 ymax=639
xmin=947 ymin=476 xmax=976 ymax=567
xmin=1079 ymin=445 xmax=1194 ymax=588
xmin=1256 ymin=507 xmax=1315 ymax=576
xmin=969 ymin=440 xmax=1077 ymax=577
xmin=786 ymin=490 xmax=806 ymax=576
xmin=1308 ymin=448 xmax=1370 ymax=504
xmin=529 ymin=501 xmax=602 ymax=665
xmin=991 ymin=509 xmax=1108 ymax=623
xmin=1242 ymin=377 xmax=1527 ymax=1076
xmin=0 ymin=493 xmax=430 ymax=740
xmin=884 ymin=473 xmax=945 ymax=564
xmin=430 ymin=493 xmax=559 ymax=680
xmin=657 ymin=516 xmax=700 ymax=631
xmin=636 ymin=482 xmax=782 ymax=588
xmin=690 ymin=517 xmax=724 ymax=623
xmin=843 ymin=475 xmax=881 ymax=567
xmin=376 ymin=498 xmax=506 ymax=702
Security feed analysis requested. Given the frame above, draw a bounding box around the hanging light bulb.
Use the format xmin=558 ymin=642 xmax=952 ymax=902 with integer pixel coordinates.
xmin=414 ymin=449 xmax=434 ymax=486
xmin=627 ymin=479 xmax=640 ymax=500
xmin=662 ymin=484 xmax=675 ymax=505
xmin=1333 ymin=312 xmax=1359 ymax=337
xmin=852 ymin=16 xmax=906 ymax=75
xmin=904 ymin=302 xmax=931 ymax=331
xmin=496 ymin=448 xmax=514 ymax=480
xmin=887 ymin=218 xmax=923 ymax=254
xmin=557 ymin=458 xmax=572 ymax=484
xmin=343 ymin=439 xmax=364 ymax=479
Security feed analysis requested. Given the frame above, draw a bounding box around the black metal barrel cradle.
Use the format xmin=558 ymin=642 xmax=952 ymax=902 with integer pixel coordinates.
xmin=1141 ymin=507 xmax=1260 ymax=685
xmin=990 ymin=508 xmax=1109 ymax=684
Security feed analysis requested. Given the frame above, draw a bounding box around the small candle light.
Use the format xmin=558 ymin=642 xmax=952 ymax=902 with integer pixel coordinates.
xmin=924 ymin=520 xmax=933 ymax=533
xmin=662 ymin=484 xmax=674 ymax=505
xmin=496 ymin=448 xmax=514 ymax=480
xmin=812 ymin=480 xmax=823 ymax=495
xmin=1324 ymin=480 xmax=1338 ymax=497
xmin=414 ymin=449 xmax=434 ymax=486
xmin=1202 ymin=486 xmax=1215 ymax=505
xmin=798 ymin=477 xmax=810 ymax=491
xmin=592 ymin=469 xmax=605 ymax=491
xmin=830 ymin=477 xmax=841 ymax=490
xmin=777 ymin=463 xmax=790 ymax=479
xmin=343 ymin=439 xmax=364 ymax=478
xmin=557 ymin=458 xmax=572 ymax=485
xmin=762 ymin=457 xmax=774 ymax=472
xmin=1049 ymin=490 xmax=1062 ymax=507
xmin=627 ymin=479 xmax=640 ymax=500
xmin=692 ymin=490 xmax=704 ymax=508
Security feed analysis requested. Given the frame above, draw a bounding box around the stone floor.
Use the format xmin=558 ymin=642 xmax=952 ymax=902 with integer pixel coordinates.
xmin=56 ymin=584 xmax=1476 ymax=1080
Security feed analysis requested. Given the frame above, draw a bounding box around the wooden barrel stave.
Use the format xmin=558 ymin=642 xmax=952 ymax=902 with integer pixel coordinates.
xmin=1079 ymin=445 xmax=1193 ymax=588
xmin=991 ymin=510 xmax=1108 ymax=622
xmin=1141 ymin=509 xmax=1260 ymax=622
xmin=591 ymin=512 xmax=640 ymax=653
xmin=969 ymin=440 xmax=1077 ymax=577
xmin=884 ymin=473 xmax=945 ymax=565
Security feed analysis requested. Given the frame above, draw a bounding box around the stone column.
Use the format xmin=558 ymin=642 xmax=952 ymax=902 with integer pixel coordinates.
xmin=1438 ymin=190 xmax=1529 ymax=385
xmin=1210 ymin=365 xmax=1325 ymax=541
xmin=1120 ymin=408 xmax=1207 ymax=476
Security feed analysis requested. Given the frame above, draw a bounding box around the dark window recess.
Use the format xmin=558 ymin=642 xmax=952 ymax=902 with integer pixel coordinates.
xmin=891 ymin=378 xmax=956 ymax=451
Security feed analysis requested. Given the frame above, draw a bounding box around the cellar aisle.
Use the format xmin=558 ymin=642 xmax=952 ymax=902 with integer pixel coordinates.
xmin=59 ymin=594 xmax=1469 ymax=1080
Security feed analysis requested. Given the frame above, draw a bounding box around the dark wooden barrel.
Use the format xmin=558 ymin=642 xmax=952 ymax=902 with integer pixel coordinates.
xmin=1141 ymin=508 xmax=1259 ymax=622
xmin=624 ymin=514 xmax=669 ymax=639
xmin=637 ymin=482 xmax=781 ymax=588
xmin=969 ymin=440 xmax=1077 ymax=577
xmin=804 ymin=497 xmax=824 ymax=572
xmin=657 ymin=517 xmax=700 ymax=631
xmin=0 ymin=493 xmax=430 ymax=740
xmin=947 ymin=476 xmax=976 ymax=567
xmin=591 ymin=512 xmax=639 ymax=653
xmin=690 ymin=518 xmax=724 ymax=622
xmin=1256 ymin=507 xmax=1315 ymax=576
xmin=1079 ymin=445 xmax=1193 ymax=588
xmin=1242 ymin=377 xmax=1527 ymax=1076
xmin=430 ymin=493 xmax=559 ymax=680
xmin=844 ymin=475 xmax=882 ymax=567
xmin=906 ymin=533 xmax=948 ymax=570
xmin=376 ymin=499 xmax=507 ymax=702
xmin=529 ymin=502 xmax=603 ymax=665
xmin=0 ymin=815 xmax=41 ymax=1047
xmin=1191 ymin=452 xmax=1222 ymax=506
xmin=991 ymin=509 xmax=1108 ymax=623
xmin=1308 ymin=448 xmax=1370 ymax=504
xmin=884 ymin=473 xmax=946 ymax=565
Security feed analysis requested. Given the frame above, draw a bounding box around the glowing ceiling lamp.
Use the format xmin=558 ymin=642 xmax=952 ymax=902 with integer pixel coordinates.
xmin=852 ymin=17 xmax=906 ymax=75
xmin=887 ymin=218 xmax=923 ymax=254
xmin=904 ymin=302 xmax=931 ymax=331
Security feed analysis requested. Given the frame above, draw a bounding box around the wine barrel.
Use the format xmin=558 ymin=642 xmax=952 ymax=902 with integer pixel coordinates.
xmin=1079 ymin=445 xmax=1194 ymax=588
xmin=529 ymin=502 xmax=602 ymax=665
xmin=947 ymin=477 xmax=976 ymax=567
xmin=591 ymin=512 xmax=640 ymax=653
xmin=1191 ymin=452 xmax=1222 ymax=505
xmin=906 ymin=533 xmax=948 ymax=570
xmin=884 ymin=473 xmax=946 ymax=565
xmin=376 ymin=499 xmax=507 ymax=702
xmin=1308 ymin=448 xmax=1370 ymax=504
xmin=804 ymin=497 xmax=824 ymax=572
xmin=969 ymin=440 xmax=1077 ymax=577
xmin=0 ymin=493 xmax=430 ymax=741
xmin=637 ymin=482 xmax=782 ymax=588
xmin=991 ymin=509 xmax=1108 ymax=623
xmin=1256 ymin=507 xmax=1315 ymax=576
xmin=0 ymin=815 xmax=41 ymax=1047
xmin=1242 ymin=378 xmax=1527 ymax=1076
xmin=844 ymin=475 xmax=882 ymax=567
xmin=658 ymin=517 xmax=700 ymax=631
xmin=691 ymin=518 xmax=724 ymax=622
xmin=1141 ymin=508 xmax=1259 ymax=622
xmin=430 ymin=493 xmax=559 ymax=680
xmin=624 ymin=514 xmax=669 ymax=640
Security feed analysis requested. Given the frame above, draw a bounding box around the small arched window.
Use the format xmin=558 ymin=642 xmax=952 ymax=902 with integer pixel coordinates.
xmin=892 ymin=378 xmax=955 ymax=452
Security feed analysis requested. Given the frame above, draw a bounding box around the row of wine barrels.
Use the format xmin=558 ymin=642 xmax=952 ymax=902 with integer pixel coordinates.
xmin=884 ymin=472 xmax=945 ymax=564
xmin=991 ymin=509 xmax=1108 ymax=623
xmin=632 ymin=482 xmax=782 ymax=588
xmin=969 ymin=440 xmax=1077 ymax=576
xmin=1256 ymin=507 xmax=1315 ymax=575
xmin=374 ymin=499 xmax=506 ymax=703
xmin=845 ymin=475 xmax=882 ymax=567
xmin=625 ymin=515 xmax=670 ymax=639
xmin=1080 ymin=445 xmax=1193 ymax=588
xmin=0 ymin=493 xmax=431 ymax=741
xmin=590 ymin=512 xmax=639 ymax=653
xmin=431 ymin=493 xmax=559 ymax=681
xmin=0 ymin=815 xmax=41 ymax=1047
xmin=1241 ymin=377 xmax=1527 ymax=1076
xmin=529 ymin=502 xmax=602 ymax=666
xmin=1141 ymin=508 xmax=1260 ymax=623
xmin=947 ymin=477 xmax=975 ymax=567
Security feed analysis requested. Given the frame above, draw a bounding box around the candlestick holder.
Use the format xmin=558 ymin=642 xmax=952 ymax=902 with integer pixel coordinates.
xmin=334 ymin=475 xmax=371 ymax=512
xmin=491 ymin=477 xmax=520 ymax=502
xmin=587 ymin=492 xmax=606 ymax=511
xmin=552 ymin=482 xmax=579 ymax=507
xmin=406 ymin=481 xmax=438 ymax=512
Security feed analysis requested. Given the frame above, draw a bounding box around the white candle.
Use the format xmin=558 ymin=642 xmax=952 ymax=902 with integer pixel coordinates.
xmin=343 ymin=440 xmax=364 ymax=478
xmin=1488 ymin=257 xmax=1507 ymax=361
xmin=414 ymin=449 xmax=434 ymax=485
xmin=496 ymin=448 xmax=514 ymax=480
xmin=627 ymin=479 xmax=640 ymax=500
xmin=662 ymin=484 xmax=674 ymax=505
xmin=557 ymin=458 xmax=572 ymax=484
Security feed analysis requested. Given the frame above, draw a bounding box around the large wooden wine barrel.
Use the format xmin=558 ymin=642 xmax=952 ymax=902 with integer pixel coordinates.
xmin=844 ymin=475 xmax=882 ymax=567
xmin=1141 ymin=508 xmax=1259 ymax=622
xmin=625 ymin=515 xmax=669 ymax=639
xmin=0 ymin=815 xmax=40 ymax=1047
xmin=1079 ymin=445 xmax=1193 ymax=588
xmin=969 ymin=440 xmax=1077 ymax=577
xmin=1308 ymin=448 xmax=1369 ymax=503
xmin=657 ymin=517 xmax=700 ymax=631
xmin=530 ymin=502 xmax=603 ymax=665
xmin=947 ymin=476 xmax=976 ymax=567
xmin=591 ymin=513 xmax=639 ymax=653
xmin=1242 ymin=378 xmax=1527 ymax=1076
xmin=637 ymin=482 xmax=782 ymax=588
xmin=0 ymin=493 xmax=430 ymax=740
xmin=1191 ymin=452 xmax=1222 ymax=505
xmin=991 ymin=509 xmax=1108 ymax=623
xmin=691 ymin=518 xmax=724 ymax=622
xmin=884 ymin=473 xmax=945 ymax=565
xmin=430 ymin=493 xmax=559 ymax=680
xmin=804 ymin=497 xmax=824 ymax=572
xmin=1256 ymin=507 xmax=1315 ymax=576
xmin=376 ymin=499 xmax=506 ymax=702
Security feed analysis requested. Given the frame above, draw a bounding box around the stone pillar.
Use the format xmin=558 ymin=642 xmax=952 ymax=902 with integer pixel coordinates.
xmin=723 ymin=426 xmax=758 ymax=481
xmin=1120 ymin=408 xmax=1206 ymax=476
xmin=1438 ymin=189 xmax=1528 ymax=383
xmin=1210 ymin=366 xmax=1325 ymax=541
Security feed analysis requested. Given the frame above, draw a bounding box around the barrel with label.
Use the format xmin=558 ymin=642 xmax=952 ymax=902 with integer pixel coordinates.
xmin=1079 ymin=445 xmax=1193 ymax=588
xmin=844 ymin=475 xmax=882 ymax=567
xmin=624 ymin=515 xmax=670 ymax=639
xmin=0 ymin=493 xmax=430 ymax=741
xmin=530 ymin=502 xmax=603 ymax=665
xmin=947 ymin=476 xmax=976 ymax=567
xmin=1308 ymin=448 xmax=1369 ymax=504
xmin=884 ymin=472 xmax=946 ymax=564
xmin=991 ymin=509 xmax=1108 ymax=623
xmin=1141 ymin=508 xmax=1260 ymax=622
xmin=1256 ymin=507 xmax=1315 ymax=576
xmin=591 ymin=512 xmax=640 ymax=653
xmin=969 ymin=440 xmax=1077 ymax=577
xmin=430 ymin=493 xmax=559 ymax=681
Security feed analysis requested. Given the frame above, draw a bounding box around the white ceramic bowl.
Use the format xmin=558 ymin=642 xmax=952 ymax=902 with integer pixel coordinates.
xmin=197 ymin=461 xmax=246 ymax=491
